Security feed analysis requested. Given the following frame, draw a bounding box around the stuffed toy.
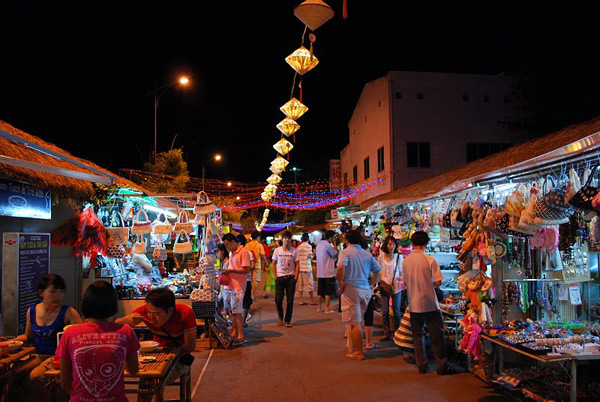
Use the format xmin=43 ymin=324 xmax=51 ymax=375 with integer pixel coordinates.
xmin=459 ymin=310 xmax=482 ymax=359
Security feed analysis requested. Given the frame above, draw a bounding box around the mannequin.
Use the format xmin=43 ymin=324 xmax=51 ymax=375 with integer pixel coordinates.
xmin=133 ymin=253 xmax=152 ymax=272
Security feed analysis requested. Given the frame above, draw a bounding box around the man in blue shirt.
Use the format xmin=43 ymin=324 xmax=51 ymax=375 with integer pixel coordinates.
xmin=337 ymin=229 xmax=381 ymax=360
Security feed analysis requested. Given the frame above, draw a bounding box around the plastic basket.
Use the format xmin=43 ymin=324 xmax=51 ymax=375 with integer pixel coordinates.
xmin=192 ymin=301 xmax=216 ymax=319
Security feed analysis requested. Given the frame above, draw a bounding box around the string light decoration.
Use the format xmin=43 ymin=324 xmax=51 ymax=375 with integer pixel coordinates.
xmin=273 ymin=138 xmax=294 ymax=156
xmin=280 ymin=98 xmax=308 ymax=120
xmin=285 ymin=46 xmax=319 ymax=75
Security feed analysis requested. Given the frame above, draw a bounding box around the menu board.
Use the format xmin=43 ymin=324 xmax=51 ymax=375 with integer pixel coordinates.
xmin=17 ymin=233 xmax=50 ymax=333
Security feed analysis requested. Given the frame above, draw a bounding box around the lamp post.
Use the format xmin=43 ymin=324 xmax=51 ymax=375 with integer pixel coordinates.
xmin=149 ymin=76 xmax=190 ymax=163
xmin=291 ymin=166 xmax=302 ymax=194
xmin=201 ymin=154 xmax=222 ymax=191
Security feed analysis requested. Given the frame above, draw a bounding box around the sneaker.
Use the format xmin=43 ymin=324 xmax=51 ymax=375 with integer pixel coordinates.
xmin=246 ymin=313 xmax=252 ymax=322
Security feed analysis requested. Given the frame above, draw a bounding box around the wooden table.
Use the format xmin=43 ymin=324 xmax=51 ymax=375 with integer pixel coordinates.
xmin=0 ymin=347 xmax=36 ymax=402
xmin=46 ymin=347 xmax=191 ymax=402
xmin=481 ymin=334 xmax=600 ymax=402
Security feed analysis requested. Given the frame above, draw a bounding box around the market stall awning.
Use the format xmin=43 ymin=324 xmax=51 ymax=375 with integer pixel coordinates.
xmin=362 ymin=116 xmax=600 ymax=211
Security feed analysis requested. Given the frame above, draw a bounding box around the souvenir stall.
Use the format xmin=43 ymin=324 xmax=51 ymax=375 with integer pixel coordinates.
xmin=91 ymin=189 xmax=222 ymax=316
xmin=362 ymin=141 xmax=600 ymax=401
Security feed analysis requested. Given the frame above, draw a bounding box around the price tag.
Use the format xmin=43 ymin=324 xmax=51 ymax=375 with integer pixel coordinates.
xmin=558 ymin=285 xmax=569 ymax=301
xmin=569 ymin=284 xmax=582 ymax=306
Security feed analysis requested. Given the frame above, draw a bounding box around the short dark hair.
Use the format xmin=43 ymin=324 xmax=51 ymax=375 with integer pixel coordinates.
xmin=82 ymin=280 xmax=117 ymax=319
xmin=217 ymin=243 xmax=228 ymax=256
xmin=325 ymin=230 xmax=336 ymax=240
xmin=345 ymin=229 xmax=361 ymax=245
xmin=236 ymin=234 xmax=247 ymax=246
xmin=222 ymin=233 xmax=238 ymax=243
xmin=411 ymin=231 xmax=430 ymax=246
xmin=301 ymin=233 xmax=309 ymax=242
xmin=282 ymin=231 xmax=292 ymax=239
xmin=382 ymin=236 xmax=398 ymax=253
xmin=38 ymin=274 xmax=66 ymax=292
xmin=145 ymin=287 xmax=176 ymax=312
xmin=251 ymin=231 xmax=261 ymax=240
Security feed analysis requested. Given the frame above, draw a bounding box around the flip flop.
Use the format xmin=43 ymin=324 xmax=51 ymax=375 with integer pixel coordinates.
xmin=365 ymin=344 xmax=378 ymax=350
xmin=345 ymin=353 xmax=365 ymax=361
xmin=316 ymin=309 xmax=323 ymax=312
xmin=324 ymin=310 xmax=336 ymax=314
xmin=309 ymin=302 xmax=318 ymax=305
xmin=299 ymin=302 xmax=308 ymax=305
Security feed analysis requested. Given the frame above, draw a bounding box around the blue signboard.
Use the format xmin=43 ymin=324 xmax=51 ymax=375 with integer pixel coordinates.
xmin=17 ymin=233 xmax=50 ymax=334
xmin=0 ymin=178 xmax=51 ymax=219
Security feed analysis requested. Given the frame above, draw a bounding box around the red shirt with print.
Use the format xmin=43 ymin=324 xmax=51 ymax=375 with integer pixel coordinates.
xmin=133 ymin=304 xmax=196 ymax=347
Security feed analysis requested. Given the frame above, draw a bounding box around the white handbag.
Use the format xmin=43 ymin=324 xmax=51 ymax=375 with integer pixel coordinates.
xmin=152 ymin=212 xmax=173 ymax=235
xmin=131 ymin=209 xmax=152 ymax=234
xmin=173 ymin=233 xmax=193 ymax=255
xmin=106 ymin=211 xmax=129 ymax=245
xmin=194 ymin=191 xmax=216 ymax=216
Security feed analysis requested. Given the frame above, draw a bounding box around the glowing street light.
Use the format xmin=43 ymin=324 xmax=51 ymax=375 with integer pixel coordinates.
xmin=227 ymin=181 xmax=232 ymax=187
xmin=201 ymin=154 xmax=222 ymax=191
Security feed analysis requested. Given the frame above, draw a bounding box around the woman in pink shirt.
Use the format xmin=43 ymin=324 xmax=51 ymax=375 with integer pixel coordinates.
xmin=57 ymin=281 xmax=140 ymax=401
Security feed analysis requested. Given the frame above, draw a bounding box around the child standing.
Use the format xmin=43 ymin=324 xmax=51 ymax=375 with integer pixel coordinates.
xmin=56 ymin=281 xmax=140 ymax=401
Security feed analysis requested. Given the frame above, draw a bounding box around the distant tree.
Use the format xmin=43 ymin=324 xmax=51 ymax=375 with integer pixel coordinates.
xmin=142 ymin=148 xmax=190 ymax=193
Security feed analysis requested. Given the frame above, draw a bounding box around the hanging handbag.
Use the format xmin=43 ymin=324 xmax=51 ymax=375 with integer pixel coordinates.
xmin=152 ymin=212 xmax=173 ymax=235
xmin=194 ymin=191 xmax=216 ymax=215
xmin=133 ymin=234 xmax=146 ymax=254
xmin=534 ymin=176 xmax=573 ymax=220
xmin=131 ymin=209 xmax=152 ymax=234
xmin=152 ymin=242 xmax=168 ymax=261
xmin=106 ymin=211 xmax=129 ymax=245
xmin=174 ymin=211 xmax=194 ymax=234
xmin=107 ymin=238 xmax=125 ymax=259
xmin=173 ymin=232 xmax=193 ymax=254
xmin=543 ymin=175 xmax=573 ymax=213
xmin=569 ymin=166 xmax=599 ymax=211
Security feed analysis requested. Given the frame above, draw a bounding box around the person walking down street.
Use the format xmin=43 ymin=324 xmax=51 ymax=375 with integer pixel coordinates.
xmin=272 ymin=231 xmax=299 ymax=327
xmin=402 ymin=231 xmax=455 ymax=375
xmin=337 ymin=229 xmax=381 ymax=360
xmin=246 ymin=231 xmax=269 ymax=300
xmin=377 ymin=236 xmax=405 ymax=341
xmin=296 ymin=233 xmax=316 ymax=306
xmin=316 ymin=230 xmax=338 ymax=313
xmin=237 ymin=234 xmax=255 ymax=328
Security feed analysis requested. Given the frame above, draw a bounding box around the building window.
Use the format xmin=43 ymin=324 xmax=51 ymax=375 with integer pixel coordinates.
xmin=407 ymin=142 xmax=431 ymax=168
xmin=364 ymin=157 xmax=370 ymax=180
xmin=462 ymin=94 xmax=469 ymax=101
xmin=395 ymin=91 xmax=402 ymax=99
xmin=417 ymin=92 xmax=424 ymax=100
xmin=483 ymin=95 xmax=490 ymax=102
xmin=352 ymin=165 xmax=357 ymax=184
xmin=377 ymin=146 xmax=385 ymax=172
xmin=343 ymin=172 xmax=348 ymax=189
xmin=466 ymin=143 xmax=511 ymax=163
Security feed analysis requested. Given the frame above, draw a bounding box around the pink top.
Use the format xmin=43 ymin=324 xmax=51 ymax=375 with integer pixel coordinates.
xmin=224 ymin=245 xmax=250 ymax=291
xmin=56 ymin=322 xmax=140 ymax=402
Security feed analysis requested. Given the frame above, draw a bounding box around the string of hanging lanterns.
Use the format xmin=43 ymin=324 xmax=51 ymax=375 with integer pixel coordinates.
xmin=258 ymin=0 xmax=335 ymax=231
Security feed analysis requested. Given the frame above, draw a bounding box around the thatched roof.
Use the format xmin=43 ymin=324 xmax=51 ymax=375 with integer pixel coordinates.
xmin=0 ymin=120 xmax=147 ymax=199
xmin=362 ymin=116 xmax=600 ymax=210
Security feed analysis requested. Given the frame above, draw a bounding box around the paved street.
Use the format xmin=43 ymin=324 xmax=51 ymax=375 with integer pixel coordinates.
xmin=179 ymin=296 xmax=505 ymax=402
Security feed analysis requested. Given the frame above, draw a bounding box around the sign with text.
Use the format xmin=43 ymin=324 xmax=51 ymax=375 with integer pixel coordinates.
xmin=337 ymin=205 xmax=361 ymax=217
xmin=17 ymin=233 xmax=50 ymax=333
xmin=0 ymin=178 xmax=51 ymax=219
xmin=329 ymin=159 xmax=341 ymax=191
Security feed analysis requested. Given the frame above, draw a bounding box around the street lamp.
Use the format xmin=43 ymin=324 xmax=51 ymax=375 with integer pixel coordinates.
xmin=291 ymin=166 xmax=302 ymax=194
xmin=201 ymin=154 xmax=222 ymax=191
xmin=149 ymin=76 xmax=190 ymax=163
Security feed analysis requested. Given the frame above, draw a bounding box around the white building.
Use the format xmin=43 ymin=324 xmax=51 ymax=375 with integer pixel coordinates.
xmin=340 ymin=71 xmax=528 ymax=205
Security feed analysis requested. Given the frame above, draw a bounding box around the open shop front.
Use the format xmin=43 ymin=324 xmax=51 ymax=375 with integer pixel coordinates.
xmin=360 ymin=117 xmax=600 ymax=401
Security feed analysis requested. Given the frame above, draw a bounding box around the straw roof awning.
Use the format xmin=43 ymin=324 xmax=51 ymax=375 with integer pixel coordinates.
xmin=0 ymin=120 xmax=148 ymax=199
xmin=362 ymin=116 xmax=600 ymax=211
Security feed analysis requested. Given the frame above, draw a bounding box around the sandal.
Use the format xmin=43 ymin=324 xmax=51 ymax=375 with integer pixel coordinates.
xmin=285 ymin=323 xmax=293 ymax=327
xmin=345 ymin=353 xmax=365 ymax=361
xmin=365 ymin=344 xmax=378 ymax=350
xmin=309 ymin=302 xmax=318 ymax=305
xmin=299 ymin=301 xmax=308 ymax=306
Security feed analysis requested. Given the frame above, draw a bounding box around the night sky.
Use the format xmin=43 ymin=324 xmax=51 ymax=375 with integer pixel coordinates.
xmin=2 ymin=1 xmax=600 ymax=184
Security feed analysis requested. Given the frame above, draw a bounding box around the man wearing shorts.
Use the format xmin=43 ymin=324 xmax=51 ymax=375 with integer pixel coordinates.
xmin=246 ymin=231 xmax=268 ymax=299
xmin=222 ymin=233 xmax=251 ymax=345
xmin=316 ymin=230 xmax=338 ymax=313
xmin=296 ymin=233 xmax=315 ymax=305
xmin=337 ymin=229 xmax=381 ymax=360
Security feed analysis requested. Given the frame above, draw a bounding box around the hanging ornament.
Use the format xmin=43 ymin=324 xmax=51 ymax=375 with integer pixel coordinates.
xmin=271 ymin=156 xmax=289 ymax=172
xmin=265 ymin=184 xmax=278 ymax=195
xmin=276 ymin=118 xmax=300 ymax=137
xmin=273 ymin=138 xmax=294 ymax=156
xmin=293 ymin=0 xmax=335 ymax=31
xmin=280 ymin=98 xmax=308 ymax=120
xmin=285 ymin=46 xmax=319 ymax=75
xmin=267 ymin=174 xmax=282 ymax=186
xmin=270 ymin=164 xmax=284 ymax=175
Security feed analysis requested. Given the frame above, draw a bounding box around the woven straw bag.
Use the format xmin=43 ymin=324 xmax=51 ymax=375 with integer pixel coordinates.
xmin=173 ymin=232 xmax=193 ymax=255
xmin=194 ymin=191 xmax=216 ymax=216
xmin=132 ymin=209 xmax=152 ymax=234
xmin=106 ymin=211 xmax=129 ymax=245
xmin=133 ymin=234 xmax=146 ymax=254
xmin=152 ymin=212 xmax=173 ymax=235
xmin=174 ymin=211 xmax=194 ymax=234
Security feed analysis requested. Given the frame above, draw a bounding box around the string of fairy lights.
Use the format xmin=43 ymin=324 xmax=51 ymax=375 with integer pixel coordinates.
xmin=257 ymin=0 xmax=337 ymax=230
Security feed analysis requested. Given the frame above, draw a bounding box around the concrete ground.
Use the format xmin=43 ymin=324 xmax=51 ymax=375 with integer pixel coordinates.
xmin=178 ymin=295 xmax=506 ymax=402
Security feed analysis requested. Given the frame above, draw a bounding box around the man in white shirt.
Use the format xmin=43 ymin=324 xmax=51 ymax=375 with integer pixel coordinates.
xmin=296 ymin=233 xmax=315 ymax=306
xmin=316 ymin=230 xmax=338 ymax=313
xmin=402 ymin=231 xmax=453 ymax=375
xmin=272 ymin=231 xmax=299 ymax=327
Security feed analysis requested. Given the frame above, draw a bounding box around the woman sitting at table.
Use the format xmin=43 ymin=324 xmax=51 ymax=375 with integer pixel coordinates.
xmin=56 ymin=280 xmax=139 ymax=401
xmin=1 ymin=273 xmax=82 ymax=401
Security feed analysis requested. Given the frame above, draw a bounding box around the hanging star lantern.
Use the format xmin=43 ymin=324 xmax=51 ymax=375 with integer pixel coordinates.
xmin=273 ymin=138 xmax=294 ymax=156
xmin=285 ymin=46 xmax=319 ymax=75
xmin=280 ymin=98 xmax=308 ymax=120
xmin=267 ymin=174 xmax=282 ymax=185
xmin=271 ymin=156 xmax=289 ymax=172
xmin=276 ymin=118 xmax=300 ymax=137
